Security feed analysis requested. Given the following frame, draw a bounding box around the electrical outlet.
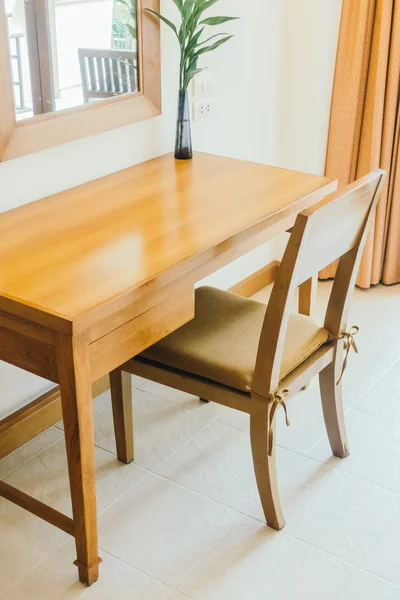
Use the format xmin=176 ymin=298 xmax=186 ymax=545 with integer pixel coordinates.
xmin=193 ymin=72 xmax=215 ymax=98
xmin=193 ymin=99 xmax=214 ymax=120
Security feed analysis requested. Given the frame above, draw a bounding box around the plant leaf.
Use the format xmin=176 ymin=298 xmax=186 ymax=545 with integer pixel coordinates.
xmin=184 ymin=27 xmax=204 ymax=57
xmin=185 ymin=32 xmax=224 ymax=66
xmin=126 ymin=23 xmax=137 ymax=39
xmin=192 ymin=34 xmax=233 ymax=58
xmin=171 ymin=0 xmax=183 ymax=12
xmin=190 ymin=0 xmax=217 ymax=27
xmin=186 ymin=0 xmax=218 ymax=34
xmin=184 ymin=67 xmax=204 ymax=88
xmin=145 ymin=8 xmax=179 ymax=39
xmin=182 ymin=0 xmax=196 ymax=19
xmin=116 ymin=0 xmax=133 ymax=10
xmin=195 ymin=0 xmax=220 ymax=16
xmin=196 ymin=32 xmax=228 ymax=47
xmin=200 ymin=16 xmax=239 ymax=26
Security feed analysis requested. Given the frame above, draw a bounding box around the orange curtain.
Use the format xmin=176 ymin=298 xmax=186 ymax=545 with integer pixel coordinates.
xmin=320 ymin=0 xmax=400 ymax=288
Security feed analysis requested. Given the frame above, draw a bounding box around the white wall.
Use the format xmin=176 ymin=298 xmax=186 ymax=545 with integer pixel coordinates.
xmin=55 ymin=0 xmax=114 ymax=89
xmin=0 ymin=0 xmax=342 ymax=418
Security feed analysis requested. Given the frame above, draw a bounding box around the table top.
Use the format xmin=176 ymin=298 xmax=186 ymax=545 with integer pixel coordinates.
xmin=0 ymin=153 xmax=333 ymax=323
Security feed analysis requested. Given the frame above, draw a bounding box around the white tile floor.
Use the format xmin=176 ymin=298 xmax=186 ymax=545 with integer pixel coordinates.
xmin=1 ymin=281 xmax=400 ymax=599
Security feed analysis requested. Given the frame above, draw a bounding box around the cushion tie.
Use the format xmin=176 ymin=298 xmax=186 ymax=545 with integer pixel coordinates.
xmin=336 ymin=326 xmax=360 ymax=385
xmin=268 ymin=390 xmax=290 ymax=456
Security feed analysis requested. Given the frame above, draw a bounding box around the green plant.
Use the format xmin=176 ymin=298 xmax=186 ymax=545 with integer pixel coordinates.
xmin=146 ymin=0 xmax=238 ymax=90
xmin=112 ymin=0 xmax=137 ymax=49
xmin=117 ymin=0 xmax=137 ymax=40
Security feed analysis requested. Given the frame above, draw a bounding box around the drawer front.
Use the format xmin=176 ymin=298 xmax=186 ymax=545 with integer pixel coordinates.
xmin=89 ymin=288 xmax=195 ymax=381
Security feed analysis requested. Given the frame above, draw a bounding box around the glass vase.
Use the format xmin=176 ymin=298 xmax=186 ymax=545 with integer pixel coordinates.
xmin=175 ymin=89 xmax=193 ymax=160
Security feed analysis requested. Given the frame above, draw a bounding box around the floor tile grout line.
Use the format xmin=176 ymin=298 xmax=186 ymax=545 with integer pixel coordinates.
xmin=301 ymin=449 xmax=400 ymax=497
xmin=0 ymin=537 xmax=178 ymax=599
xmin=95 ymin=545 xmax=179 ymax=597
xmin=2 ymin=435 xmax=152 ymax=523
xmin=348 ymin=365 xmax=393 ymax=410
xmin=52 ymin=360 xmax=393 ymax=475
xmin=96 ymin=425 xmax=248 ymax=523
xmin=103 ymin=497 xmax=400 ymax=596
xmin=4 ymin=396 xmax=400 ymax=534
xmin=133 ymin=384 xmax=224 ymax=422
xmin=101 ymin=510 xmax=248 ymax=593
xmin=303 ymin=367 xmax=395 ymax=457
xmin=167 ymin=592 xmax=192 ymax=600
xmin=94 ymin=405 xmax=400 ymax=514
xmin=151 ymin=435 xmax=400 ymax=529
xmin=352 ymin=405 xmax=400 ymax=426
xmin=93 ymin=385 xmax=218 ymax=435
xmin=174 ymin=513 xmax=249 ymax=594
xmin=7 ymin=421 xmax=400 ymax=580
xmin=96 ymin=465 xmax=153 ymax=518
xmin=353 ymin=404 xmax=400 ymax=425
xmin=150 ymin=468 xmax=254 ymax=518
xmin=0 ymin=537 xmax=72 ymax=599
xmin=3 ymin=493 xmax=400 ymax=599
xmin=152 ymin=417 xmax=217 ymax=473
xmin=355 ymin=503 xmax=400 ymax=570
xmin=97 ymin=544 xmax=187 ymax=593
xmin=168 ymin=402 xmax=400 ymax=500
xmin=92 ymin=405 xmax=215 ymax=477
xmin=2 ymin=331 xmax=400 ymax=594
xmin=0 ymin=427 xmax=65 ymax=481
xmin=273 ymin=524 xmax=400 ymax=588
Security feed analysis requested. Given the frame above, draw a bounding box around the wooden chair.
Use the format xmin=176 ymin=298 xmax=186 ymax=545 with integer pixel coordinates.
xmin=109 ymin=170 xmax=386 ymax=530
xmin=78 ymin=48 xmax=138 ymax=103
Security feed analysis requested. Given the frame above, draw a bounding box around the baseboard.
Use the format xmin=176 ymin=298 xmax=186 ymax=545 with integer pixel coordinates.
xmin=228 ymin=260 xmax=279 ymax=298
xmin=0 ymin=261 xmax=280 ymax=460
xmin=0 ymin=376 xmax=109 ymax=461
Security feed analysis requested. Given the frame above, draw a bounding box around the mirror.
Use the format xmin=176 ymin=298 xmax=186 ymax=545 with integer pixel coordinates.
xmin=0 ymin=0 xmax=160 ymax=161
xmin=4 ymin=0 xmax=139 ymax=121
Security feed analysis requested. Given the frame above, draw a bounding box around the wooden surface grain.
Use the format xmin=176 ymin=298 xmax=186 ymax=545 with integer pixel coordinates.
xmin=0 ymin=153 xmax=334 ymax=326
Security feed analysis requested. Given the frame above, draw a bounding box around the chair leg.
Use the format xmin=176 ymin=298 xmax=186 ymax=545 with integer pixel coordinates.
xmin=298 ymin=274 xmax=318 ymax=317
xmin=319 ymin=361 xmax=350 ymax=459
xmin=250 ymin=404 xmax=285 ymax=530
xmin=109 ymin=370 xmax=134 ymax=464
xmin=299 ymin=275 xmax=318 ymax=392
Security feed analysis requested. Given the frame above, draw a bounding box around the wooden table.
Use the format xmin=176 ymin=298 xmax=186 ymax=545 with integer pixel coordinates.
xmin=0 ymin=152 xmax=335 ymax=585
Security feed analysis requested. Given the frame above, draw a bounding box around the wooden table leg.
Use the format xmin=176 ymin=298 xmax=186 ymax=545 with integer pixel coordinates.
xmin=56 ymin=333 xmax=102 ymax=586
xmin=298 ymin=274 xmax=318 ymax=317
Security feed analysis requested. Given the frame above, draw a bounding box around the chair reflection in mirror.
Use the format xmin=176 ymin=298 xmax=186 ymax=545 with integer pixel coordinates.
xmin=78 ymin=48 xmax=138 ymax=104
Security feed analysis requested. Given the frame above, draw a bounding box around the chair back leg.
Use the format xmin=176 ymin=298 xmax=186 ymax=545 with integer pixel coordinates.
xmin=110 ymin=370 xmax=134 ymax=464
xmin=319 ymin=357 xmax=350 ymax=459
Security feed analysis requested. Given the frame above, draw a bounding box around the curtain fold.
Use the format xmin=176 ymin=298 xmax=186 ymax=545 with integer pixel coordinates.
xmin=320 ymin=0 xmax=400 ymax=288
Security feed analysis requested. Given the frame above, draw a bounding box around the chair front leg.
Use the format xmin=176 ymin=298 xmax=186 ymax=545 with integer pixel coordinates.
xmin=110 ymin=369 xmax=134 ymax=464
xmin=319 ymin=358 xmax=350 ymax=459
xmin=250 ymin=401 xmax=285 ymax=530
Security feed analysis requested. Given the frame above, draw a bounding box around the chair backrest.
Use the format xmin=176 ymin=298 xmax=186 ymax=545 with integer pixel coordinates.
xmin=78 ymin=48 xmax=138 ymax=103
xmin=252 ymin=169 xmax=386 ymax=397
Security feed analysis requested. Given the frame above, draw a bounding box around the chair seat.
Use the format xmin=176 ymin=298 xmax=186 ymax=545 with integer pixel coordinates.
xmin=141 ymin=286 xmax=331 ymax=393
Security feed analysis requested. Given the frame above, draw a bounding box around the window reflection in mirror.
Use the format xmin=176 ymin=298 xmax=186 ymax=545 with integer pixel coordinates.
xmin=5 ymin=0 xmax=138 ymax=121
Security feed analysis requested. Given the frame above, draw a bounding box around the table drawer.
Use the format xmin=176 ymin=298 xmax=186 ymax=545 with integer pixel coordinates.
xmin=89 ymin=288 xmax=195 ymax=381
